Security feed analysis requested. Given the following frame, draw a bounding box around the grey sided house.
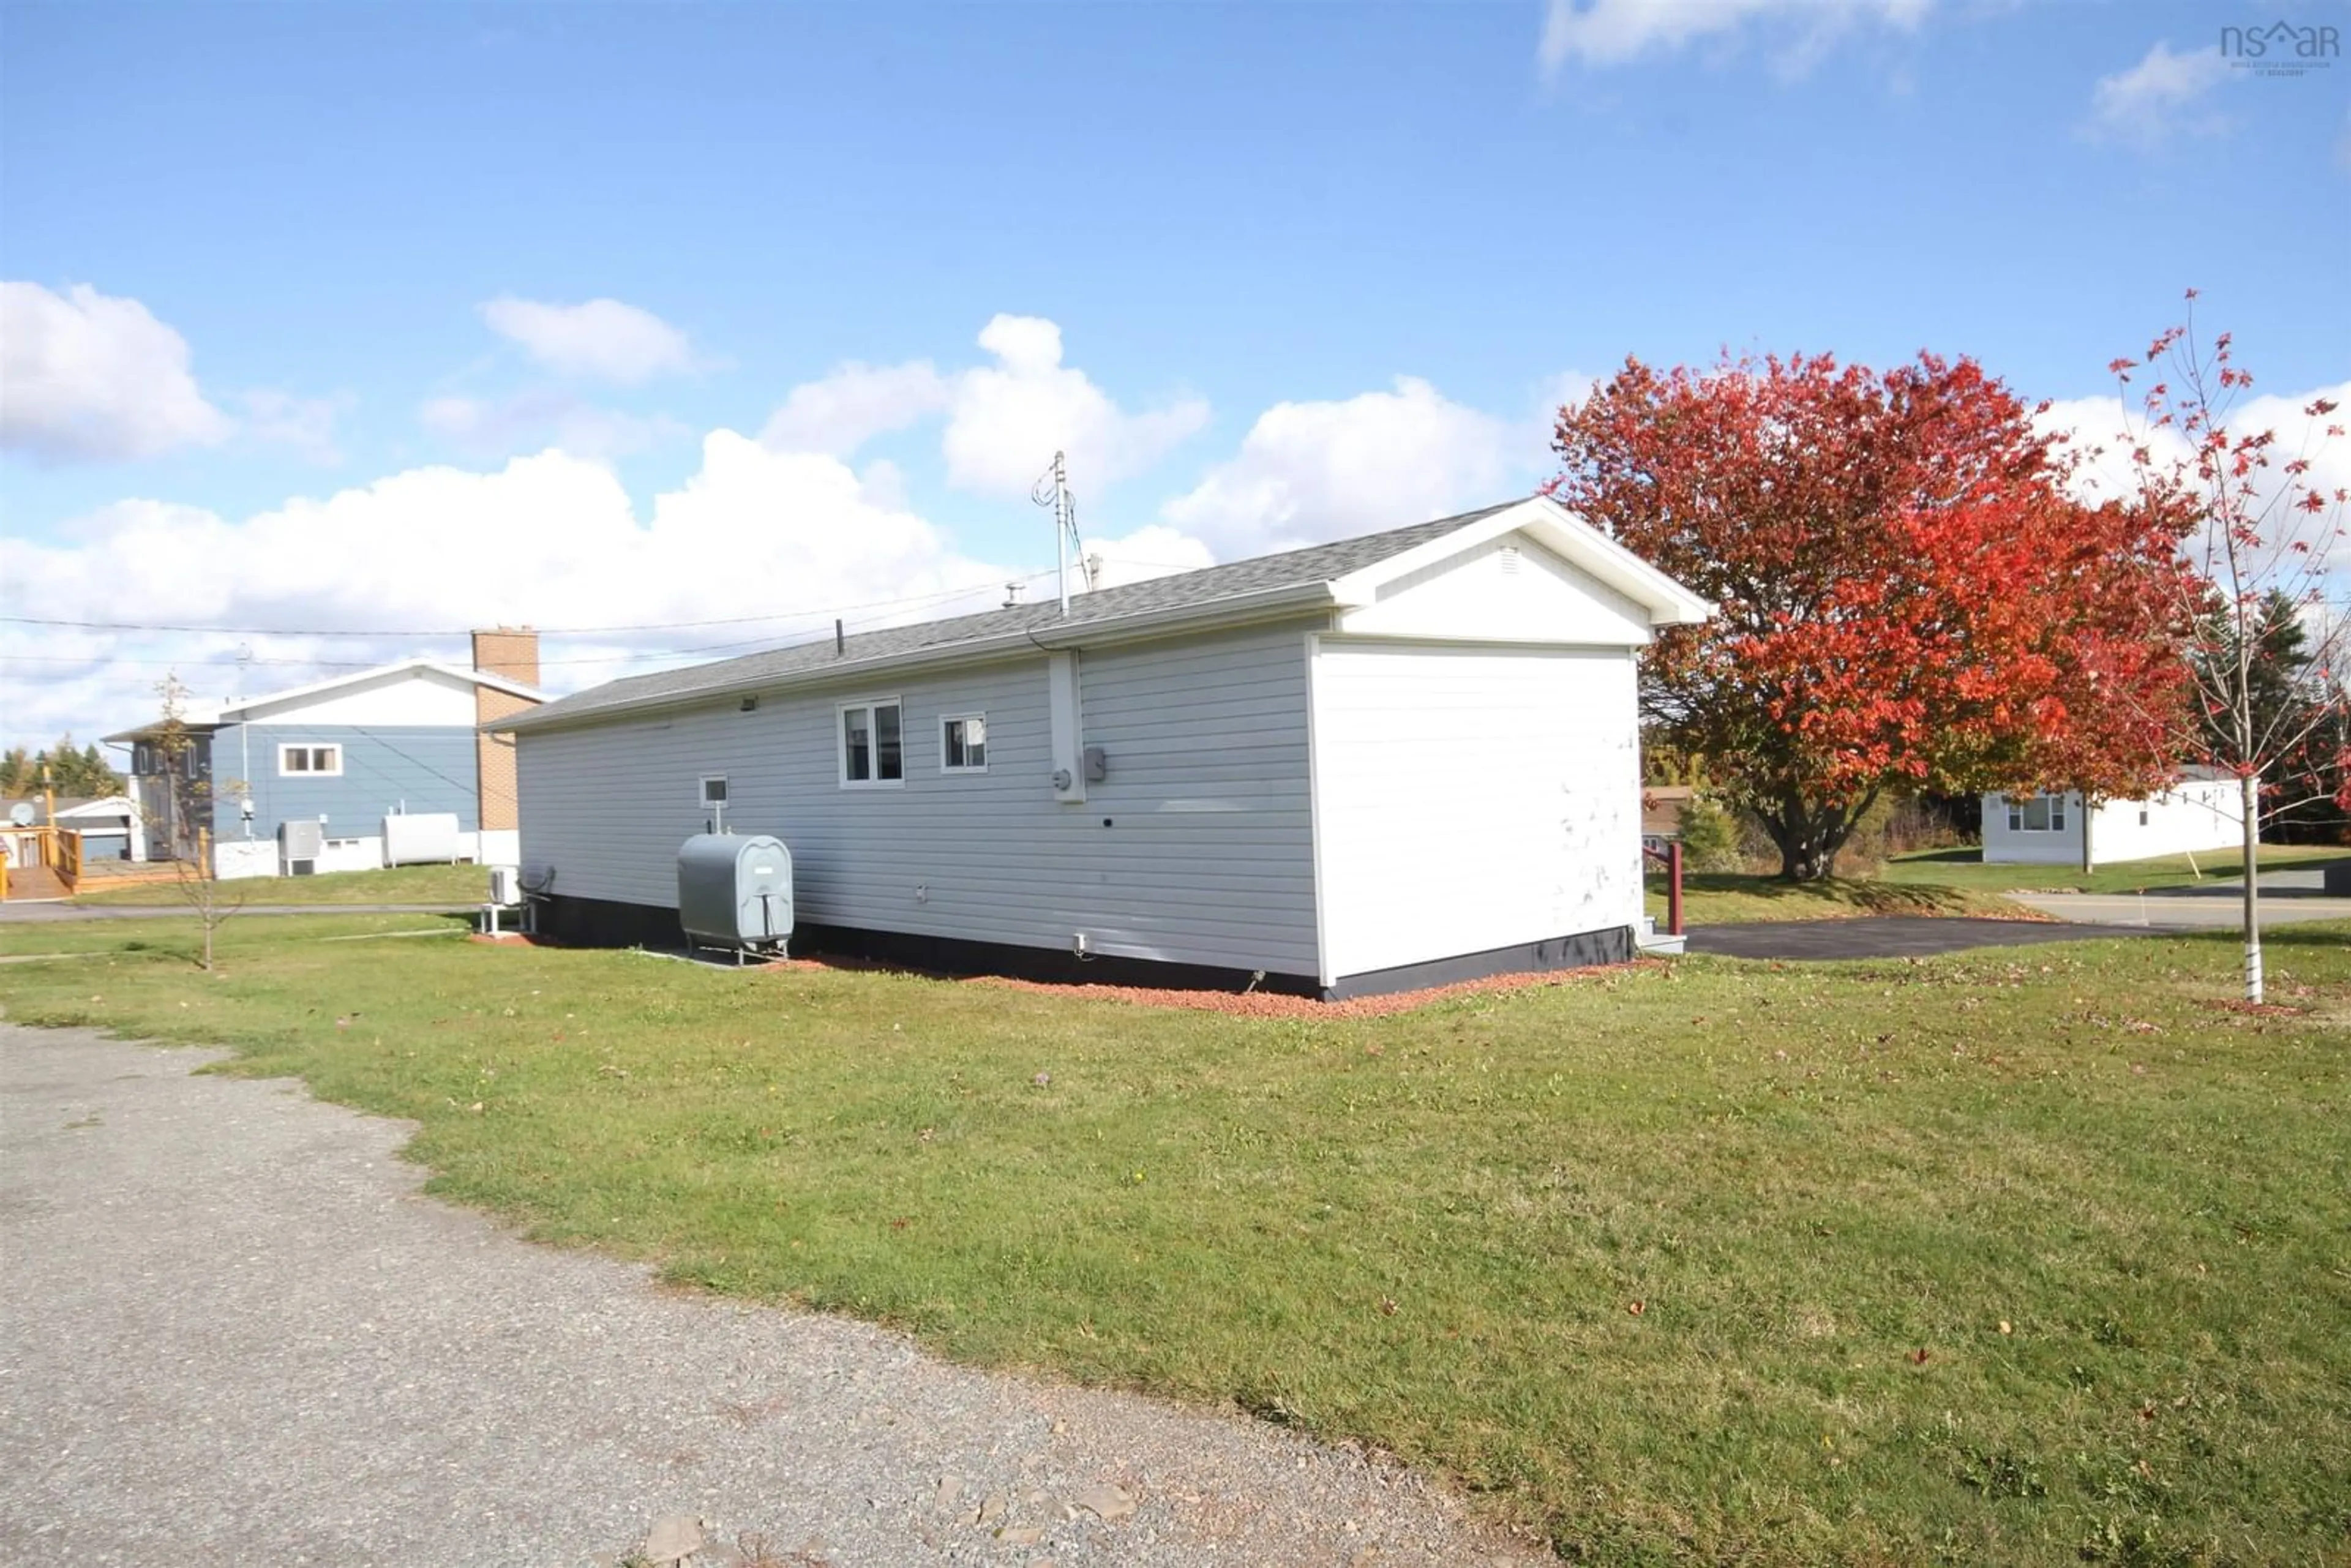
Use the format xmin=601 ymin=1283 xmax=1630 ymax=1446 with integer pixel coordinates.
xmin=503 ymin=496 xmax=1713 ymax=999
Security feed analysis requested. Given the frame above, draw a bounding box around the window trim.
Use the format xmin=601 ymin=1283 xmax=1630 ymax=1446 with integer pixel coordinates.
xmin=837 ymin=697 xmax=906 ymax=789
xmin=277 ymin=743 xmax=343 ymax=778
xmin=939 ymin=711 xmax=989 ymax=775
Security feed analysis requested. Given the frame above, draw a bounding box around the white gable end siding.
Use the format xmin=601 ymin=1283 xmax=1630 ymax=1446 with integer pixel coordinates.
xmin=516 ymin=623 xmax=1319 ymax=975
xmin=236 ymin=666 xmax=484 ymax=727
xmin=1310 ymin=639 xmax=1644 ymax=982
xmin=1336 ymin=531 xmax=1654 ymax=646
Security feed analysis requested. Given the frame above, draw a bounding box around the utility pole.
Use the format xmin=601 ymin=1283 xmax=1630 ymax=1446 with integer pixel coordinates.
xmin=236 ymin=643 xmax=254 ymax=838
xmin=1032 ymin=451 xmax=1081 ymax=617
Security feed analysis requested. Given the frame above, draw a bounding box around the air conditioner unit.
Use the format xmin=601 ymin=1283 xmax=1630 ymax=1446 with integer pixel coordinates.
xmin=487 ymin=865 xmax=523 ymax=907
xmin=279 ymin=818 xmax=324 ymax=877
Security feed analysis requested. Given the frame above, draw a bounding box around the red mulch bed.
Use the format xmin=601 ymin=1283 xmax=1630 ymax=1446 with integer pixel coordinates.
xmin=468 ymin=935 xmax=1657 ymax=1016
xmin=958 ymin=959 xmax=1665 ymax=1018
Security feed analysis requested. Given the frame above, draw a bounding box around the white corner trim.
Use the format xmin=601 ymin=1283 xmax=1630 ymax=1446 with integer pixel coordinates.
xmin=1302 ymin=630 xmax=1333 ymax=990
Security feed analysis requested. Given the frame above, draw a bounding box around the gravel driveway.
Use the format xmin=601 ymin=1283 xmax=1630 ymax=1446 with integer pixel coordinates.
xmin=0 ymin=1025 xmax=1533 ymax=1567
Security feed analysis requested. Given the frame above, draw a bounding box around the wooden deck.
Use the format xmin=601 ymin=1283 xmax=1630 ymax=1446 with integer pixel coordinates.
xmin=1 ymin=864 xmax=70 ymax=901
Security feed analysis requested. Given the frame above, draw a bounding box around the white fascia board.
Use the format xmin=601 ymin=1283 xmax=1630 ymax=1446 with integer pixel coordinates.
xmin=498 ymin=581 xmax=1341 ymax=736
xmin=220 ymin=658 xmax=549 ymax=723
xmin=1326 ymin=495 xmax=1714 ymax=627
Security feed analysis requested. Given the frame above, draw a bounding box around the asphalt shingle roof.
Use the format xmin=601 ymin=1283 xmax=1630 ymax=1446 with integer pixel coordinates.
xmin=509 ymin=501 xmax=1524 ymax=731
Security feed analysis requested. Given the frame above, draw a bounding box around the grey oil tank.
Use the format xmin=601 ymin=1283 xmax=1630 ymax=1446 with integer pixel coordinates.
xmin=676 ymin=833 xmax=793 ymax=953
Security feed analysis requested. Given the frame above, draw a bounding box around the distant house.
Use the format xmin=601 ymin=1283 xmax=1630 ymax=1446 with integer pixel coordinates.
xmin=107 ymin=631 xmax=547 ymax=877
xmin=1982 ymin=769 xmax=2248 ymax=868
xmin=0 ymin=794 xmax=139 ymax=871
xmin=502 ymin=498 xmax=1714 ymax=999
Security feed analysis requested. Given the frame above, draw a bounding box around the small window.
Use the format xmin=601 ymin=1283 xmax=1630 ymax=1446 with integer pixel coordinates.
xmin=700 ymin=775 xmax=728 ymax=806
xmin=278 ymin=744 xmax=342 ymax=778
xmin=941 ymin=713 xmax=988 ymax=773
xmin=839 ymin=699 xmax=904 ymax=787
xmin=2139 ymin=807 xmax=2150 ymax=827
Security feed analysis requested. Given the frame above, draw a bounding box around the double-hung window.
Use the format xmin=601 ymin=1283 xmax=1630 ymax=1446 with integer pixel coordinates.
xmin=2006 ymin=792 xmax=2068 ymax=832
xmin=279 ymin=743 xmax=342 ymax=778
xmin=941 ymin=713 xmax=988 ymax=773
xmin=839 ymin=700 xmax=904 ymax=786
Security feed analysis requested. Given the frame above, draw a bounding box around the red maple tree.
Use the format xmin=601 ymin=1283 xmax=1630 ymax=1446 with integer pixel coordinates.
xmin=1551 ymin=350 xmax=2194 ymax=881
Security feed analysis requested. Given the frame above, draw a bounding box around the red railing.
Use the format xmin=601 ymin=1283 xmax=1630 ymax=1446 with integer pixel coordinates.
xmin=1641 ymin=839 xmax=1684 ymax=937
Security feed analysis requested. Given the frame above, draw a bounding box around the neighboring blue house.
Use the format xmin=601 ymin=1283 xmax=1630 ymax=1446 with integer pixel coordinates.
xmin=108 ymin=633 xmax=546 ymax=877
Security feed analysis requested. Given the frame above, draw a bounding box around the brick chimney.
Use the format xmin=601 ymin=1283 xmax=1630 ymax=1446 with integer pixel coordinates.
xmin=470 ymin=628 xmax=540 ymax=836
xmin=471 ymin=626 xmax=540 ymax=686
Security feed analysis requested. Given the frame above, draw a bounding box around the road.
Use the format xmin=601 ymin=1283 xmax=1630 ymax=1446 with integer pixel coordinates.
xmin=2008 ymin=889 xmax=2351 ymax=928
xmin=0 ymin=902 xmax=471 ymax=924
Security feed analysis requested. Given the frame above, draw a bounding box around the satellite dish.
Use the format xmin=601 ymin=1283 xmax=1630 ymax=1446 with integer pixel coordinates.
xmin=8 ymin=803 xmax=36 ymax=827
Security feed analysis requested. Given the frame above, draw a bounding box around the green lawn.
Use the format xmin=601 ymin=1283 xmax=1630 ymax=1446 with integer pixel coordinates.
xmin=70 ymin=861 xmax=488 ymax=907
xmin=4 ymin=915 xmax=2347 ymax=1564
xmin=1881 ymin=844 xmax=2347 ymax=898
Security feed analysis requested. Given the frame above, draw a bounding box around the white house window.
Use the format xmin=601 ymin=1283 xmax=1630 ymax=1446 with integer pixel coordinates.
xmin=278 ymin=744 xmax=342 ymax=778
xmin=2007 ymin=792 xmax=2068 ymax=832
xmin=700 ymin=775 xmax=728 ymax=807
xmin=840 ymin=700 xmax=904 ymax=786
xmin=941 ymin=713 xmax=988 ymax=773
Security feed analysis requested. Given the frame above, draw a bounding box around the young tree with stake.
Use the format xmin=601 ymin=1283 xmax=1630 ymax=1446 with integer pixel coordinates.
xmin=147 ymin=675 xmax=245 ymax=972
xmin=2097 ymin=296 xmax=2349 ymax=1003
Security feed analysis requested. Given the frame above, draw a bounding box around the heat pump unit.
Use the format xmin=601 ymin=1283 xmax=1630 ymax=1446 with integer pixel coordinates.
xmin=279 ymin=818 xmax=324 ymax=877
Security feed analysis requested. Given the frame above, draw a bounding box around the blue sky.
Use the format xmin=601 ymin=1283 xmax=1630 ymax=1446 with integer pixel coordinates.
xmin=3 ymin=0 xmax=2347 ymax=748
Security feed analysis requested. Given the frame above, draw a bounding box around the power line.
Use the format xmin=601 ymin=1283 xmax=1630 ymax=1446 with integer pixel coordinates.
xmin=0 ymin=568 xmax=1065 ymax=639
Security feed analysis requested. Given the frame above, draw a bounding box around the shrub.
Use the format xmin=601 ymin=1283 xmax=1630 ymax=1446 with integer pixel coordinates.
xmin=1675 ymin=792 xmax=1745 ymax=873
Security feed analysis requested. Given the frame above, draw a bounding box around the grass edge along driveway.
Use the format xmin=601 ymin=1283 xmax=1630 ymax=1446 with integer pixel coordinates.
xmin=2 ymin=912 xmax=2347 ymax=1566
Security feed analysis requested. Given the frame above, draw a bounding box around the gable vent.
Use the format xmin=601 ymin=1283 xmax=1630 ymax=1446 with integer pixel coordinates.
xmin=1498 ymin=544 xmax=1521 ymax=576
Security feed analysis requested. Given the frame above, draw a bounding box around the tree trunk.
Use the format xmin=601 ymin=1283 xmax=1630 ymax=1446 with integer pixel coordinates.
xmin=1759 ymin=792 xmax=1874 ymax=882
xmin=2080 ymin=796 xmax=2094 ymax=875
xmin=2240 ymin=772 xmax=2262 ymax=1004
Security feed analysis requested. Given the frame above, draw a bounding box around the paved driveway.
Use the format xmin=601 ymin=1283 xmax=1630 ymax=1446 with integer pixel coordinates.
xmin=0 ymin=1026 xmax=1528 ymax=1567
xmin=1684 ymin=917 xmax=2150 ymax=961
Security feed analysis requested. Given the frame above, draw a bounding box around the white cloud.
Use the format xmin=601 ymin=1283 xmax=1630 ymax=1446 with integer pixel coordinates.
xmin=1537 ymin=0 xmax=1930 ymax=75
xmin=1160 ymin=376 xmax=1540 ymax=557
xmin=2088 ymin=41 xmax=2232 ymax=143
xmin=942 ymin=315 xmax=1210 ymax=496
xmin=0 ymin=282 xmax=233 ymax=463
xmin=759 ymin=361 xmax=951 ymax=456
xmin=756 ymin=315 xmax=1209 ymax=495
xmin=478 ymin=296 xmax=697 ymax=384
xmin=419 ymin=391 xmax=689 ymax=461
xmin=239 ymin=389 xmax=349 ymax=466
xmin=0 ymin=433 xmax=1216 ymax=749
